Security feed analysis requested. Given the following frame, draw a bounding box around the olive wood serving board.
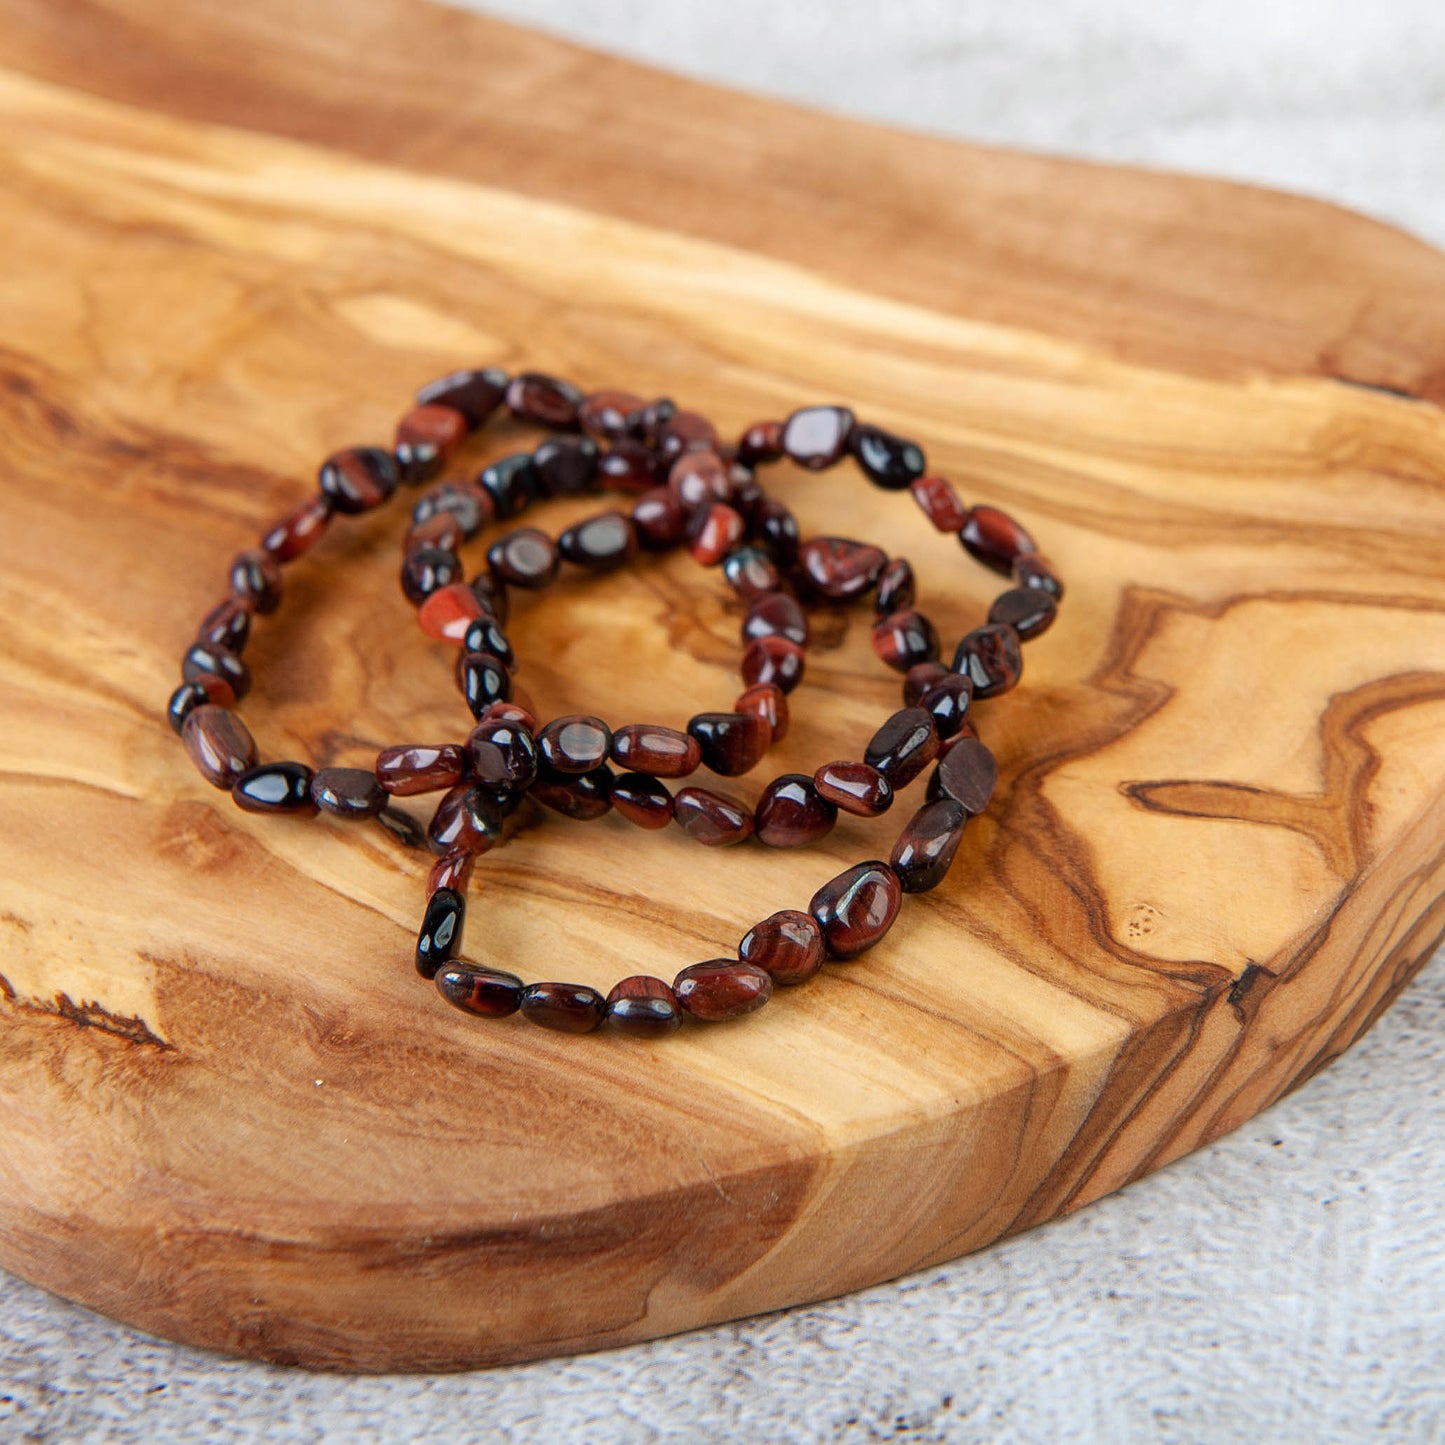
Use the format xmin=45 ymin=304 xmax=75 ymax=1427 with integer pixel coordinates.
xmin=1 ymin=0 xmax=1444 ymax=1374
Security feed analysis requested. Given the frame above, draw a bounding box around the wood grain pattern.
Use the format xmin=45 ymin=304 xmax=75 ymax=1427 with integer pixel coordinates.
xmin=0 ymin=0 xmax=1443 ymax=1372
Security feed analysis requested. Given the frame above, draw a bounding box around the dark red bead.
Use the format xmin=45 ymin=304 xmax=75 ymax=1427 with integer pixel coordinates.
xmin=411 ymin=478 xmax=494 ymax=540
xmin=668 ymin=450 xmax=732 ymax=512
xmin=737 ymin=420 xmax=785 ymax=464
xmin=890 ymin=799 xmax=968 ymax=894
xmin=405 ymin=511 xmax=464 ymax=555
xmin=673 ymin=960 xmax=772 ymax=1021
xmin=782 ymin=405 xmax=855 ymax=469
xmin=810 ymin=861 xmax=902 ymax=960
xmin=183 ymin=642 xmax=250 ymax=702
xmin=415 ymin=366 xmax=508 ymax=428
xmin=427 ymin=850 xmax=475 ymax=896
xmin=611 ymin=724 xmax=700 ymax=779
xmin=910 ymin=475 xmax=968 ymax=533
xmin=797 ymin=536 xmax=887 ymax=602
xmin=401 ymin=546 xmax=464 ymax=605
xmin=813 ymin=760 xmax=893 ymax=817
xmin=478 ymin=452 xmax=540 ymax=520
xmin=599 ymin=441 xmax=665 ymax=494
xmin=739 ymin=910 xmax=824 ymax=985
xmin=460 ymin=617 xmax=514 ymax=669
xmin=232 ymin=761 xmax=317 ymax=817
xmin=427 ymin=783 xmax=504 ymax=853
xmin=686 ymin=712 xmax=770 ymax=777
xmin=181 ymin=705 xmax=257 ymax=788
xmin=197 ymin=595 xmax=251 ymax=654
xmin=417 ymin=581 xmax=485 ymax=642
xmin=874 ymin=557 xmax=916 ymax=616
xmin=467 ymin=718 xmax=537 ymax=790
xmin=376 ymin=743 xmax=468 ymax=796
xmin=460 ymin=651 xmax=512 ymax=718
xmin=849 ymin=423 xmax=925 ymax=490
xmin=166 ymin=681 xmax=211 ymax=735
xmin=988 ymin=586 xmax=1057 ymax=640
xmin=487 ymin=527 xmax=558 ymax=589
xmin=742 ymin=592 xmax=808 ymax=647
xmin=689 ymin=503 xmax=744 ymax=566
xmin=480 ymin=699 xmax=537 ymax=732
xmin=605 ymin=975 xmax=682 ymax=1038
xmin=520 ymin=981 xmax=606 ymax=1034
xmin=722 ymin=545 xmax=781 ymax=600
xmin=506 ymin=371 xmax=583 ymax=429
xmin=952 ymin=623 xmax=1023 ymax=698
xmin=932 ymin=735 xmax=997 ymax=815
xmin=918 ymin=673 xmax=974 ymax=740
xmin=741 ymin=636 xmax=805 ymax=694
xmin=734 ymin=682 xmax=788 ymax=743
xmin=674 ymin=786 xmax=754 ymax=845
xmin=959 ymin=505 xmax=1037 ymax=574
xmin=657 ymin=409 xmax=718 ymax=460
xmin=436 ymin=963 xmax=523 ymax=1018
xmin=394 ymin=404 xmax=468 ymax=484
xmin=229 ymin=548 xmax=282 ymax=614
xmin=631 ymin=487 xmax=687 ymax=549
xmin=611 ymin=772 xmax=675 ymax=829
xmin=319 ymin=447 xmax=399 ymax=514
xmin=534 ymin=436 xmax=600 ymax=497
xmin=416 ymin=887 xmax=465 ymax=978
xmin=756 ymin=499 xmax=800 ymax=565
xmin=310 ymin=766 xmax=387 ymax=819
xmin=1012 ymin=552 xmax=1064 ymax=599
xmin=754 ymin=774 xmax=837 ymax=848
xmin=538 ymin=715 xmax=613 ymax=774
xmin=531 ymin=765 xmax=613 ymax=820
xmin=579 ymin=389 xmax=644 ymax=444
xmin=261 ymin=494 xmax=333 ymax=561
xmin=725 ymin=464 xmax=763 ymax=522
xmin=903 ymin=660 xmax=949 ymax=706
xmin=558 ymin=511 xmax=636 ymax=570
xmin=864 ymin=707 xmax=940 ymax=788
xmin=871 ymin=609 xmax=940 ymax=673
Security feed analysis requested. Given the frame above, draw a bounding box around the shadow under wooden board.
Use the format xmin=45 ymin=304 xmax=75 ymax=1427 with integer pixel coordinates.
xmin=1 ymin=0 xmax=1443 ymax=1373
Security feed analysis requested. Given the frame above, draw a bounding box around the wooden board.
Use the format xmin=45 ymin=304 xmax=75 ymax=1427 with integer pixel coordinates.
xmin=1 ymin=0 xmax=1444 ymax=1374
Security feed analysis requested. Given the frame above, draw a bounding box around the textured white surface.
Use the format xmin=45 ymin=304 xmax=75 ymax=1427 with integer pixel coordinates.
xmin=4 ymin=2 xmax=1443 ymax=1440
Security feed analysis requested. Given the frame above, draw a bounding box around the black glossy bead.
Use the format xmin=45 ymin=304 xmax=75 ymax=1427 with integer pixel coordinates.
xmin=863 ymin=707 xmax=940 ymax=788
xmin=460 ymin=617 xmax=514 ymax=669
xmin=400 ymin=546 xmax=464 ymax=605
xmin=415 ymin=366 xmax=508 ymax=428
xmin=487 ymin=527 xmax=559 ymax=589
xmin=890 ymin=799 xmax=968 ymax=893
xmin=166 ymin=680 xmax=211 ymax=735
xmin=952 ymin=623 xmax=1023 ymax=698
xmin=467 ymin=718 xmax=538 ymax=791
xmin=318 ymin=447 xmax=399 ymax=514
xmin=533 ymin=435 xmax=600 ymax=497
xmin=478 ymin=452 xmax=540 ymax=520
xmin=918 ymin=673 xmax=974 ymax=741
xmin=310 ymin=766 xmax=388 ymax=819
xmin=755 ymin=499 xmax=800 ymax=565
xmin=416 ymin=887 xmax=465 ymax=979
xmin=849 ymin=423 xmax=925 ymax=490
xmin=531 ymin=764 xmax=614 ymax=820
xmin=558 ymin=511 xmax=637 ymax=570
xmin=782 ymin=405 xmax=855 ymax=469
xmin=460 ymin=651 xmax=512 ymax=719
xmin=988 ymin=586 xmax=1058 ymax=640
xmin=231 ymin=761 xmax=318 ymax=816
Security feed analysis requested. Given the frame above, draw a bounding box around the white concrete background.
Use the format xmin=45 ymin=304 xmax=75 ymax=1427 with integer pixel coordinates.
xmin=3 ymin=2 xmax=1443 ymax=1441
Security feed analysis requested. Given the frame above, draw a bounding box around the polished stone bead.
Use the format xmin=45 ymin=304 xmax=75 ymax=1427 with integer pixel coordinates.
xmin=611 ymin=771 xmax=674 ymax=829
xmin=197 ymin=595 xmax=251 ymax=654
xmin=427 ymin=783 xmax=504 ymax=853
xmin=531 ymin=764 xmax=613 ymax=820
xmin=959 ymin=504 xmax=1037 ymax=575
xmin=470 ymin=570 xmax=511 ymax=627
xmin=376 ymin=806 xmax=427 ymax=850
xmin=506 ymin=371 xmax=583 ymax=429
xmin=558 ymin=510 xmax=637 ymax=570
xmin=631 ymin=486 xmax=687 ymax=549
xmin=181 ymin=705 xmax=257 ymax=789
xmin=182 ymin=642 xmax=250 ymax=703
xmin=809 ymin=860 xmax=902 ymax=960
xmin=952 ymin=622 xmax=1023 ymax=698
xmin=415 ymin=887 xmax=465 ymax=978
xmin=417 ymin=581 xmax=486 ymax=642
xmin=741 ymin=636 xmax=805 ymax=694
xmin=688 ymin=503 xmax=744 ymax=566
xmin=605 ymin=975 xmax=682 ymax=1037
xmin=487 ymin=527 xmax=559 ymax=589
xmin=874 ymin=556 xmax=916 ymax=616
xmin=722 ymin=545 xmax=781 ymax=600
xmin=467 ymin=717 xmax=537 ymax=790
xmin=668 ymin=450 xmax=731 ymax=512
xmin=890 ymin=799 xmax=968 ymax=894
xmin=394 ymin=403 xmax=468 ymax=485
xmin=918 ymin=673 xmax=975 ymax=741
xmin=755 ymin=498 xmax=801 ymax=565
xmin=376 ymin=743 xmax=468 ymax=796
xmin=232 ymin=761 xmax=317 ymax=816
xmin=742 ymin=591 xmax=808 ymax=647
xmin=871 ymin=609 xmax=940 ymax=673
xmin=611 ymin=724 xmax=700 ymax=778
xmin=460 ymin=651 xmax=512 ymax=718
xmin=534 ymin=435 xmax=600 ymax=497
xmin=910 ymin=475 xmax=968 ymax=533
xmin=319 ymin=446 xmax=399 ymax=514
xmin=436 ymin=963 xmax=523 ymax=1018
xmin=734 ymin=682 xmax=788 ymax=743
xmin=813 ymin=760 xmax=893 ymax=817
xmin=686 ymin=711 xmax=770 ymax=777
xmin=864 ymin=706 xmax=940 ymax=788
xmin=673 ymin=960 xmax=772 ymax=1021
xmin=310 ymin=766 xmax=387 ymax=819
xmin=989 ymin=585 xmax=1058 ymax=640
xmin=166 ymin=680 xmax=211 ymax=736
xmin=460 ymin=617 xmax=514 ymax=669
xmin=427 ymin=849 xmax=475 ymax=896
xmin=598 ymin=440 xmax=665 ymax=494
xmin=782 ymin=405 xmax=856 ymax=470
xmin=521 ymin=981 xmax=607 ymax=1033
xmin=754 ymin=774 xmax=837 ymax=847
xmin=903 ymin=660 xmax=950 ymax=706
xmin=674 ymin=786 xmax=754 ymax=845
xmin=626 ymin=397 xmax=676 ymax=447
xmin=411 ymin=478 xmax=494 ymax=540
xmin=229 ymin=548 xmax=282 ymax=614
xmin=737 ymin=419 xmax=786 ymax=464
xmin=849 ymin=423 xmax=925 ymax=490
xmin=261 ymin=494 xmax=333 ymax=562
xmin=739 ymin=910 xmax=824 ymax=985
xmin=405 ymin=510 xmax=464 ymax=555
xmin=478 ymin=452 xmax=540 ymax=520
xmin=416 ymin=365 xmax=508 ymax=428
xmin=579 ymin=389 xmax=644 ymax=444
xmin=481 ymin=699 xmax=537 ymax=732
xmin=798 ymin=536 xmax=887 ymax=601
xmin=538 ymin=715 xmax=613 ymax=774
xmin=658 ymin=409 xmax=718 ymax=460
xmin=932 ymin=735 xmax=998 ymax=815
xmin=400 ymin=546 xmax=464 ymax=605
xmin=1011 ymin=552 xmax=1065 ymax=599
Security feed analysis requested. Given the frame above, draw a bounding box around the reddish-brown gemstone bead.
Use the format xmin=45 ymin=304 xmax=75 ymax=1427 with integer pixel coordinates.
xmin=739 ymin=910 xmax=825 ymax=985
xmin=531 ymin=765 xmax=614 ymax=820
xmin=183 ymin=642 xmax=250 ymax=702
xmin=673 ymin=960 xmax=772 ymax=1021
xmin=405 ymin=510 xmax=464 ymax=555
xmin=416 ymin=366 xmax=508 ymax=428
xmin=436 ymin=963 xmax=523 ymax=1018
xmin=874 ymin=557 xmax=916 ymax=616
xmin=658 ymin=409 xmax=718 ymax=460
xmin=599 ymin=440 xmax=665 ymax=494
xmin=903 ymin=660 xmax=950 ymax=705
xmin=310 ymin=766 xmax=387 ymax=819
xmin=460 ymin=651 xmax=512 ymax=718
xmin=631 ymin=487 xmax=687 ymax=549
xmin=487 ymin=527 xmax=559 ymax=590
xmin=988 ymin=586 xmax=1058 ymax=640
xmin=427 ymin=849 xmax=475 ymax=896
xmin=533 ymin=436 xmax=600 ymax=497
xmin=689 ymin=503 xmax=744 ymax=566
xmin=686 ymin=711 xmax=770 ymax=777
xmin=166 ymin=681 xmax=211 ymax=735
xmin=466 ymin=718 xmax=537 ymax=791
xmin=537 ymin=715 xmax=612 ymax=774
xmin=756 ymin=499 xmax=800 ymax=565
xmin=668 ymin=450 xmax=731 ymax=512
xmin=864 ymin=707 xmax=940 ymax=788
xmin=890 ymin=798 xmax=969 ymax=894
xmin=558 ymin=511 xmax=637 ymax=570
xmin=478 ymin=452 xmax=540 ymax=519
xmin=376 ymin=743 xmax=468 ymax=796
xmin=520 ymin=981 xmax=607 ymax=1034
xmin=849 ymin=423 xmax=925 ymax=490
xmin=605 ymin=975 xmax=682 ymax=1037
xmin=579 ymin=389 xmax=645 ymax=444
xmin=674 ymin=786 xmax=754 ymax=845
xmin=871 ymin=609 xmax=940 ymax=673
xmin=734 ymin=682 xmax=789 ymax=743
xmin=918 ymin=673 xmax=974 ymax=741
xmin=1012 ymin=552 xmax=1065 ymax=599
xmin=611 ymin=771 xmax=675 ymax=829
xmin=810 ymin=860 xmax=902 ymax=960
xmin=737 ymin=419 xmax=785 ymax=464
xmin=480 ymin=699 xmax=537 ymax=732
xmin=181 ymin=705 xmax=257 ymax=789
xmin=395 ymin=403 xmax=468 ymax=484
xmin=229 ymin=548 xmax=283 ymax=614
xmin=401 ymin=547 xmax=464 ymax=605
xmin=722 ymin=545 xmax=781 ymax=600
xmin=754 ymin=774 xmax=837 ymax=848
xmin=427 ymin=783 xmax=503 ymax=853
xmin=742 ymin=592 xmax=808 ymax=647
xmin=412 ymin=478 xmax=494 ymax=540
xmin=232 ymin=761 xmax=318 ymax=817
xmin=627 ymin=397 xmax=676 ymax=447
xmin=319 ymin=446 xmax=399 ymax=514
xmin=611 ymin=724 xmax=701 ymax=778
xmin=261 ymin=494 xmax=333 ymax=562
xmin=797 ymin=536 xmax=887 ymax=601
xmin=932 ymin=735 xmax=997 ymax=815
xmin=952 ymin=623 xmax=1023 ymax=698
xmin=782 ymin=405 xmax=856 ymax=470
xmin=959 ymin=504 xmax=1037 ymax=574
xmin=741 ymin=636 xmax=805 ymax=694
xmin=460 ymin=617 xmax=514 ymax=669
xmin=910 ymin=475 xmax=968 ymax=533
xmin=197 ymin=595 xmax=251 ymax=654
xmin=506 ymin=371 xmax=583 ymax=429
xmin=418 ymin=582 xmax=485 ymax=642
xmin=813 ymin=759 xmax=893 ymax=817
xmin=416 ymin=886 xmax=465 ymax=979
